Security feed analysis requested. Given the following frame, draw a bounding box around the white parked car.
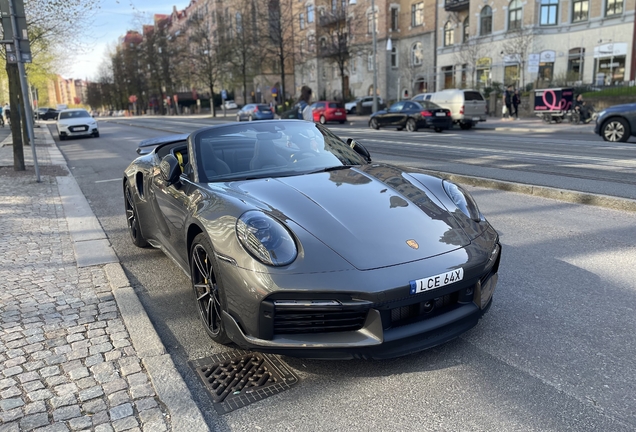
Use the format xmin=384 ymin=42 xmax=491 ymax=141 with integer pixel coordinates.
xmin=56 ymin=108 xmax=99 ymax=140
xmin=344 ymin=96 xmax=384 ymax=114
xmin=223 ymin=100 xmax=238 ymax=109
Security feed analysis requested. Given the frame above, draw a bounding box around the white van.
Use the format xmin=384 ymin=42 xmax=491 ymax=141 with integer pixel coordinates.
xmin=429 ymin=89 xmax=487 ymax=129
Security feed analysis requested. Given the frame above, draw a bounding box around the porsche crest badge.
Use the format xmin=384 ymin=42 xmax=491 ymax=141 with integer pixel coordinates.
xmin=406 ymin=239 xmax=419 ymax=249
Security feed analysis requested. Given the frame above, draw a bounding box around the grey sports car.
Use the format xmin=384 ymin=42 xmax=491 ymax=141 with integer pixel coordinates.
xmin=123 ymin=120 xmax=501 ymax=359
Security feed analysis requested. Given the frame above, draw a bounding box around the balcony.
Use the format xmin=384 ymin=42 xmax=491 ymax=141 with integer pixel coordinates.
xmin=444 ymin=0 xmax=469 ymax=11
xmin=319 ymin=10 xmax=347 ymax=27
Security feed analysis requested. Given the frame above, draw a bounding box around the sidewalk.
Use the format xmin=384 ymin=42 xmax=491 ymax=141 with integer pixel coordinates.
xmin=0 ymin=126 xmax=209 ymax=431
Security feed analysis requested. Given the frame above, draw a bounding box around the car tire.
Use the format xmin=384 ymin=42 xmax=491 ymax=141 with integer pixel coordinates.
xmin=397 ymin=127 xmax=404 ymax=131
xmin=460 ymin=123 xmax=472 ymax=130
xmin=339 ymin=120 xmax=345 ymax=124
xmin=93 ymin=131 xmax=100 ymax=138
xmin=350 ymin=107 xmax=356 ymax=115
xmin=59 ymin=134 xmax=66 ymax=141
xmin=434 ymin=127 xmax=443 ymax=133
xmin=236 ymin=114 xmax=241 ymax=122
xmin=601 ymin=117 xmax=631 ymax=142
xmin=319 ymin=115 xmax=326 ymax=125
xmin=190 ymin=233 xmax=232 ymax=345
xmin=406 ymin=118 xmax=418 ymax=132
xmin=124 ymin=182 xmax=149 ymax=248
xmin=370 ymin=118 xmax=379 ymax=130
xmin=248 ymin=115 xmax=253 ymax=121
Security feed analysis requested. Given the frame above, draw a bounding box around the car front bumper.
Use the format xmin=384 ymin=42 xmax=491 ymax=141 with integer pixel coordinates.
xmin=58 ymin=124 xmax=98 ymax=137
xmin=218 ymin=227 xmax=501 ymax=359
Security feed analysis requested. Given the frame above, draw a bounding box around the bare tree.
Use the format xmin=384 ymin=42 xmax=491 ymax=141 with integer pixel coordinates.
xmin=317 ymin=4 xmax=353 ymax=101
xmin=454 ymin=37 xmax=487 ymax=89
xmin=224 ymin=0 xmax=263 ymax=107
xmin=259 ymin=0 xmax=297 ymax=103
xmin=187 ymin=11 xmax=225 ymax=117
xmin=501 ymin=27 xmax=535 ymax=90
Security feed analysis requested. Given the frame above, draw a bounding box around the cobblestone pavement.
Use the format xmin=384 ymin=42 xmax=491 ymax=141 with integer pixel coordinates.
xmin=0 ymin=126 xmax=211 ymax=431
xmin=0 ymin=171 xmax=171 ymax=431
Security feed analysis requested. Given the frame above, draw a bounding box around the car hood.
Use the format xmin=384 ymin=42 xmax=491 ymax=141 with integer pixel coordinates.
xmin=228 ymin=165 xmax=470 ymax=271
xmin=58 ymin=117 xmax=96 ymax=126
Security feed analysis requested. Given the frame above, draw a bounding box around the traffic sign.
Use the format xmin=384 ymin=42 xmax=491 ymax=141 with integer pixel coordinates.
xmin=0 ymin=0 xmax=32 ymax=63
xmin=221 ymin=89 xmax=227 ymax=100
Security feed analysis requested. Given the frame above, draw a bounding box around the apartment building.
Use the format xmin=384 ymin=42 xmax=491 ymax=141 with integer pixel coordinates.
xmin=294 ymin=0 xmax=438 ymax=103
xmin=113 ymin=0 xmax=634 ymax=112
xmin=436 ymin=0 xmax=635 ymax=89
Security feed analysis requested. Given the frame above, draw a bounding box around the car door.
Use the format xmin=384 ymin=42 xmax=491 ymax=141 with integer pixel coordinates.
xmin=399 ymin=102 xmax=420 ymax=127
xmin=385 ymin=101 xmax=406 ymax=127
xmin=150 ymin=150 xmax=196 ymax=262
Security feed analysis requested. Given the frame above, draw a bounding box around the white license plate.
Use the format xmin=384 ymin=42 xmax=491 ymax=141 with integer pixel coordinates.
xmin=335 ymin=111 xmax=342 ymax=115
xmin=410 ymin=268 xmax=464 ymax=295
xmin=435 ymin=112 xmax=446 ymax=117
xmin=472 ymin=117 xmax=480 ymax=121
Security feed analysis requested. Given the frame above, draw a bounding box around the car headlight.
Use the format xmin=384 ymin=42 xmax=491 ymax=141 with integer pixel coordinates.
xmin=236 ymin=211 xmax=297 ymax=266
xmin=442 ymin=180 xmax=481 ymax=222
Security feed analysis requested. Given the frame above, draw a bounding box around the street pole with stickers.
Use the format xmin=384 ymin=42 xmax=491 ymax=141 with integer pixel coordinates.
xmin=0 ymin=0 xmax=39 ymax=181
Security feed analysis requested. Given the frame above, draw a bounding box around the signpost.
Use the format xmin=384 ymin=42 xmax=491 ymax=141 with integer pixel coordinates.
xmin=221 ymin=89 xmax=227 ymax=117
xmin=0 ymin=0 xmax=39 ymax=181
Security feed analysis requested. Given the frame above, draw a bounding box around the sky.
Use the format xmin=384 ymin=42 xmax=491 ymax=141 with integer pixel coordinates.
xmin=64 ymin=0 xmax=191 ymax=80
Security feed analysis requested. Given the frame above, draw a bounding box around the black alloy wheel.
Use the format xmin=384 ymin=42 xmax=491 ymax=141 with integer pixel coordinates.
xmin=406 ymin=118 xmax=418 ymax=132
xmin=602 ymin=118 xmax=630 ymax=142
xmin=191 ymin=234 xmax=231 ymax=344
xmin=124 ymin=183 xmax=149 ymax=248
xmin=370 ymin=118 xmax=379 ymax=130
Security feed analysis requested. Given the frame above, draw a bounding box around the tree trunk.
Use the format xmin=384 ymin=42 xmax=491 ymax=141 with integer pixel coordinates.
xmin=6 ymin=63 xmax=25 ymax=171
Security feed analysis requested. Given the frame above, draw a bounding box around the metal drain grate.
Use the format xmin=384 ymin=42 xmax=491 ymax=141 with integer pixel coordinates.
xmin=189 ymin=350 xmax=299 ymax=414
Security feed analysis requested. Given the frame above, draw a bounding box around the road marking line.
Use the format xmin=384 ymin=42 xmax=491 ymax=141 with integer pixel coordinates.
xmin=95 ymin=178 xmax=121 ymax=183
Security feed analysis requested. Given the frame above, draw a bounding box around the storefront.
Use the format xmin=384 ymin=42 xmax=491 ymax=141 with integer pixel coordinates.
xmin=594 ymin=42 xmax=627 ymax=85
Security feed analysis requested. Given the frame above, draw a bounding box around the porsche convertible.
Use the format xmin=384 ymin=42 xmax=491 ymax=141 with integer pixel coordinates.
xmin=123 ymin=120 xmax=501 ymax=359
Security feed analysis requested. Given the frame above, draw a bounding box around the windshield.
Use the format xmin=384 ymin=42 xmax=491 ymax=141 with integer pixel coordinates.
xmin=59 ymin=110 xmax=90 ymax=120
xmin=194 ymin=121 xmax=368 ymax=182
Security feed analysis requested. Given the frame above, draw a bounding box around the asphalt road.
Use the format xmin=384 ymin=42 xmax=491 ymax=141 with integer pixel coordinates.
xmin=50 ymin=118 xmax=636 ymax=431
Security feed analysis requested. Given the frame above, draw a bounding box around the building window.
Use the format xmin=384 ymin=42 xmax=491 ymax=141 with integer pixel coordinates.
xmin=367 ymin=53 xmax=374 ymax=71
xmin=411 ymin=42 xmax=423 ymax=66
xmin=508 ymin=0 xmax=522 ymax=30
xmin=412 ymin=2 xmax=424 ymax=27
xmin=307 ymin=5 xmax=315 ymax=23
xmin=605 ymin=0 xmax=623 ymax=16
xmin=367 ymin=10 xmax=378 ymax=34
xmin=538 ymin=61 xmax=554 ymax=82
xmin=390 ymin=7 xmax=399 ymax=31
xmin=352 ymin=56 xmax=357 ymax=74
xmin=299 ymin=13 xmax=305 ymax=29
xmin=444 ymin=22 xmax=454 ymax=47
xmin=568 ymin=48 xmax=585 ymax=81
xmin=572 ymin=0 xmax=588 ymax=21
xmin=480 ymin=7 xmax=492 ymax=36
xmin=463 ymin=17 xmax=469 ymax=42
xmin=442 ymin=65 xmax=454 ymax=89
xmin=540 ymin=0 xmax=558 ymax=26
xmin=332 ymin=0 xmax=338 ymax=11
xmin=391 ymin=46 xmax=398 ymax=67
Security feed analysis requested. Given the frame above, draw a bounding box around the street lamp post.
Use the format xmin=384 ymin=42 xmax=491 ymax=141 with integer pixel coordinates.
xmin=350 ymin=0 xmax=378 ymax=113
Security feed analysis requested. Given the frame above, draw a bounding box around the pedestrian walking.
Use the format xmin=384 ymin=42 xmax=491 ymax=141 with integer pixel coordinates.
xmin=512 ymin=89 xmax=521 ymax=119
xmin=502 ymin=86 xmax=512 ymax=120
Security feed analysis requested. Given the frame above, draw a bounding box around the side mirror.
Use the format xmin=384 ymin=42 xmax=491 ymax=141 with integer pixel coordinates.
xmin=159 ymin=154 xmax=181 ymax=185
xmin=346 ymin=138 xmax=371 ymax=163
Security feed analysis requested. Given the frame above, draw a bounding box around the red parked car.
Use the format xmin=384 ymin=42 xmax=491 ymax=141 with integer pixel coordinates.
xmin=310 ymin=101 xmax=347 ymax=124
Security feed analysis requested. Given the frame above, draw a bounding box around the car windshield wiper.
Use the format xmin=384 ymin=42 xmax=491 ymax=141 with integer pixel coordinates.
xmin=308 ymin=165 xmax=354 ymax=174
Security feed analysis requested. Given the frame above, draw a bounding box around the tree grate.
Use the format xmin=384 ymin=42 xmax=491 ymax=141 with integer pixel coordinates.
xmin=189 ymin=350 xmax=299 ymax=414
